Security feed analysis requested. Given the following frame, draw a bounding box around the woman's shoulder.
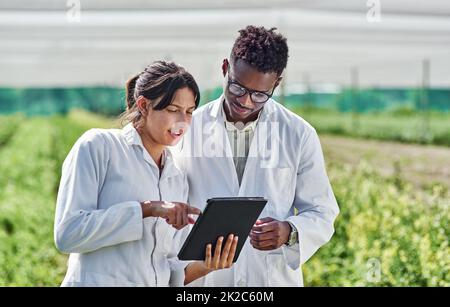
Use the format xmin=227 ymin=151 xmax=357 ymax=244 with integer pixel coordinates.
xmin=64 ymin=128 xmax=124 ymax=167
xmin=77 ymin=128 xmax=118 ymax=144
xmin=73 ymin=128 xmax=125 ymax=153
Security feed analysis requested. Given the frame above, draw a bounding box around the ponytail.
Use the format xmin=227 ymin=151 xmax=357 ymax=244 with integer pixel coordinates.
xmin=119 ymin=73 xmax=142 ymax=127
xmin=125 ymin=74 xmax=139 ymax=110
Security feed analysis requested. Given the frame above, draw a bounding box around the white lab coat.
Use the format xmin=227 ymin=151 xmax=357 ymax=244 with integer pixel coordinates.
xmin=175 ymin=96 xmax=339 ymax=287
xmin=54 ymin=123 xmax=189 ymax=287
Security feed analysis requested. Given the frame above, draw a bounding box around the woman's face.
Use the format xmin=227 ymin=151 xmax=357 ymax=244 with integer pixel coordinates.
xmin=142 ymin=87 xmax=196 ymax=146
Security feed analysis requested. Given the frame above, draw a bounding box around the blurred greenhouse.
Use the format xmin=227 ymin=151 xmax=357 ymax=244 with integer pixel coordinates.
xmin=0 ymin=0 xmax=449 ymax=287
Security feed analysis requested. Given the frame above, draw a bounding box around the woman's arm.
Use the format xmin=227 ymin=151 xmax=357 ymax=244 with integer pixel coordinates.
xmin=54 ymin=131 xmax=144 ymax=254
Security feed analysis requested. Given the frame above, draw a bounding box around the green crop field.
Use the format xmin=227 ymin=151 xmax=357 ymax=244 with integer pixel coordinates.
xmin=293 ymin=107 xmax=450 ymax=147
xmin=0 ymin=110 xmax=448 ymax=286
xmin=0 ymin=110 xmax=114 ymax=286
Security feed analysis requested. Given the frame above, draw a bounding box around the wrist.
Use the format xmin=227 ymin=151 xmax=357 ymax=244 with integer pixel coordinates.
xmin=284 ymin=221 xmax=298 ymax=246
xmin=141 ymin=200 xmax=159 ymax=218
xmin=283 ymin=221 xmax=292 ymax=244
xmin=184 ymin=261 xmax=212 ymax=285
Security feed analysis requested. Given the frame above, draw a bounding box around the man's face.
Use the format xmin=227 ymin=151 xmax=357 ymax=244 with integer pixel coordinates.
xmin=222 ymin=58 xmax=280 ymax=124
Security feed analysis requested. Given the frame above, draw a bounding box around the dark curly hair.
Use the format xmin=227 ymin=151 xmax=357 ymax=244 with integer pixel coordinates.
xmin=231 ymin=25 xmax=289 ymax=76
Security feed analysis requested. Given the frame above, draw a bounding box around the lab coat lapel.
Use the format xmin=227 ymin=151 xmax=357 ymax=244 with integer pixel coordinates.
xmin=238 ymin=99 xmax=276 ymax=196
xmin=123 ymin=123 xmax=160 ymax=172
xmin=208 ymin=97 xmax=240 ymax=193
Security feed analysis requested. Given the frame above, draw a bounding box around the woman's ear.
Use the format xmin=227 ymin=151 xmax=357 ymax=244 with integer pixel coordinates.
xmin=136 ymin=96 xmax=149 ymax=116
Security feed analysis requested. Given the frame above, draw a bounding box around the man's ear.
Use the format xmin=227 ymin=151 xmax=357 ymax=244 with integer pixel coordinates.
xmin=273 ymin=76 xmax=283 ymax=90
xmin=222 ymin=59 xmax=229 ymax=77
xmin=136 ymin=96 xmax=149 ymax=116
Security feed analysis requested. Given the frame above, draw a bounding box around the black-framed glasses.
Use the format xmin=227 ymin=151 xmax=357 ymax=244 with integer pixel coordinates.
xmin=226 ymin=69 xmax=275 ymax=104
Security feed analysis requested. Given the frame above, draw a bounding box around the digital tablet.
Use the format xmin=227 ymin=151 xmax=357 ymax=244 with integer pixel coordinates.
xmin=178 ymin=197 xmax=267 ymax=261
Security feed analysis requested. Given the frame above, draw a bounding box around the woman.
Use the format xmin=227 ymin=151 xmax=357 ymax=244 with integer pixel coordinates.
xmin=54 ymin=60 xmax=238 ymax=286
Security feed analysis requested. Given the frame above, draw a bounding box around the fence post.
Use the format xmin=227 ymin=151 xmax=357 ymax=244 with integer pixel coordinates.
xmin=351 ymin=67 xmax=360 ymax=131
xmin=421 ymin=58 xmax=430 ymax=142
xmin=279 ymin=71 xmax=286 ymax=107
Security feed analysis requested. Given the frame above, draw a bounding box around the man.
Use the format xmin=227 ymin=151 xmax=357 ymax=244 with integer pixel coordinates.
xmin=176 ymin=26 xmax=339 ymax=286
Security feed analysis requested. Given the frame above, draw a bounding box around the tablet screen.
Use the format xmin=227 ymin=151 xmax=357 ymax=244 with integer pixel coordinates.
xmin=178 ymin=197 xmax=267 ymax=261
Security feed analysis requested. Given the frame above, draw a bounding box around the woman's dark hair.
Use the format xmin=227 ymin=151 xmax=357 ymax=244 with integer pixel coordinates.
xmin=231 ymin=25 xmax=288 ymax=76
xmin=121 ymin=60 xmax=200 ymax=127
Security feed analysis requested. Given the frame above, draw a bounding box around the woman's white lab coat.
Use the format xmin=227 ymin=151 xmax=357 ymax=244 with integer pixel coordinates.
xmin=54 ymin=123 xmax=189 ymax=286
xmin=175 ymin=97 xmax=339 ymax=287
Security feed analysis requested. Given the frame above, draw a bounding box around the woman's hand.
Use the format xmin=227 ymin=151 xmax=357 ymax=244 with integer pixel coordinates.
xmin=203 ymin=234 xmax=239 ymax=272
xmin=184 ymin=234 xmax=239 ymax=285
xmin=140 ymin=201 xmax=201 ymax=229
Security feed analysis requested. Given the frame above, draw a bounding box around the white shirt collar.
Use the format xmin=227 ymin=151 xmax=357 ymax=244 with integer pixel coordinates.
xmin=122 ymin=122 xmax=143 ymax=146
xmin=122 ymin=123 xmax=172 ymax=174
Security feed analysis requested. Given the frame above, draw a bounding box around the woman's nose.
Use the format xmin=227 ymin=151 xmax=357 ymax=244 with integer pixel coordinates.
xmin=179 ymin=112 xmax=191 ymax=124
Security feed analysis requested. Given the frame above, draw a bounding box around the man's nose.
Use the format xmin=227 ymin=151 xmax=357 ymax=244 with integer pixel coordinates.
xmin=236 ymin=93 xmax=253 ymax=108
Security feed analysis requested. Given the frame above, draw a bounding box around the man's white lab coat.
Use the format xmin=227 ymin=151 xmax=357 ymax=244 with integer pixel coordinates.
xmin=176 ymin=97 xmax=339 ymax=287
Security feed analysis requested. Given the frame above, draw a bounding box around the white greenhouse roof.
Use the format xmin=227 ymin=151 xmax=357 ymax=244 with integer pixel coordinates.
xmin=0 ymin=0 xmax=449 ymax=90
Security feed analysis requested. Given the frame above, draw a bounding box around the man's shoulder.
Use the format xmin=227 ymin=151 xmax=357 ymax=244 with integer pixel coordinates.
xmin=269 ymin=99 xmax=317 ymax=136
xmin=193 ymin=98 xmax=221 ymax=118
